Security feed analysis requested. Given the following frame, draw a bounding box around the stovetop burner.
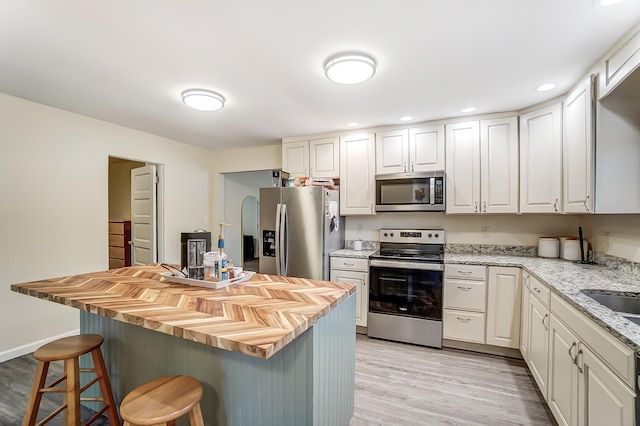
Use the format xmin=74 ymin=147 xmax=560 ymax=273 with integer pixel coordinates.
xmin=371 ymin=229 xmax=445 ymax=263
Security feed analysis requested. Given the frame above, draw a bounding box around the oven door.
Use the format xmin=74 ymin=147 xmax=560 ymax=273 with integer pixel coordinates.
xmin=369 ymin=259 xmax=443 ymax=320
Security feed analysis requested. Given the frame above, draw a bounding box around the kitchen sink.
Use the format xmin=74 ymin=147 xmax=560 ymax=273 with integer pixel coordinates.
xmin=581 ymin=291 xmax=640 ymax=326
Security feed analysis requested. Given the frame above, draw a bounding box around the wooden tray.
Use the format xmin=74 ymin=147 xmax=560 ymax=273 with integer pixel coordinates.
xmin=161 ymin=271 xmax=256 ymax=289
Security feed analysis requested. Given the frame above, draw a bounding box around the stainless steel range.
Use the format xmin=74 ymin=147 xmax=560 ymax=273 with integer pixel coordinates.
xmin=368 ymin=228 xmax=444 ymax=348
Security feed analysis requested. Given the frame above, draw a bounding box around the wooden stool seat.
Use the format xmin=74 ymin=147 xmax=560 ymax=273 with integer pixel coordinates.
xmin=23 ymin=334 xmax=121 ymax=426
xmin=120 ymin=376 xmax=204 ymax=426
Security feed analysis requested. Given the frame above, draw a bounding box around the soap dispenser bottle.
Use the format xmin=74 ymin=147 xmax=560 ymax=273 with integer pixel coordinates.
xmin=218 ymin=223 xmax=231 ymax=279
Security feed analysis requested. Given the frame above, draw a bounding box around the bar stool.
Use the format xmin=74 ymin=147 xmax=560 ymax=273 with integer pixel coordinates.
xmin=22 ymin=334 xmax=121 ymax=426
xmin=120 ymin=376 xmax=204 ymax=426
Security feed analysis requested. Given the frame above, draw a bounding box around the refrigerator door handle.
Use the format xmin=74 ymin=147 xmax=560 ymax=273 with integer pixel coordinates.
xmin=275 ymin=203 xmax=282 ymax=276
xmin=280 ymin=203 xmax=288 ymax=276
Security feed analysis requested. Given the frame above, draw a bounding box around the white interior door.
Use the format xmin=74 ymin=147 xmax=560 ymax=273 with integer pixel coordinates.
xmin=131 ymin=165 xmax=157 ymax=265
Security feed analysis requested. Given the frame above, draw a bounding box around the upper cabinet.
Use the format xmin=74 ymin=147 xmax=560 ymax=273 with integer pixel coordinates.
xmin=376 ymin=125 xmax=445 ymax=175
xmin=563 ymin=76 xmax=595 ymax=213
xmin=519 ymin=104 xmax=563 ymax=213
xmin=446 ymin=117 xmax=518 ymax=214
xmin=598 ymin=24 xmax=640 ymax=99
xmin=340 ymin=133 xmax=376 ymax=215
xmin=282 ymin=137 xmax=339 ymax=178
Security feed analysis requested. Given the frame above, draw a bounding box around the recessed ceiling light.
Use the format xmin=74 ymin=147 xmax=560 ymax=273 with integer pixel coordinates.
xmin=346 ymin=122 xmax=359 ymax=127
xmin=535 ymin=83 xmax=556 ymax=92
xmin=600 ymin=0 xmax=625 ymax=5
xmin=324 ymin=52 xmax=376 ymax=84
xmin=181 ymin=89 xmax=225 ymax=111
xmin=400 ymin=116 xmax=413 ymax=122
xmin=461 ymin=107 xmax=476 ymax=113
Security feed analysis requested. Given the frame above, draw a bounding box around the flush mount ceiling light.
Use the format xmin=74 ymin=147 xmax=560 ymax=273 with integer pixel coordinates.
xmin=400 ymin=116 xmax=413 ymax=122
xmin=324 ymin=52 xmax=376 ymax=84
xmin=461 ymin=106 xmax=476 ymax=113
xmin=535 ymin=83 xmax=556 ymax=92
xmin=181 ymin=89 xmax=225 ymax=111
xmin=346 ymin=122 xmax=359 ymax=127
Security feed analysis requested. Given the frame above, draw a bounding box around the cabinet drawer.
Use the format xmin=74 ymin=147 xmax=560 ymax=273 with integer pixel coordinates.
xmin=108 ymin=222 xmax=126 ymax=234
xmin=109 ymin=234 xmax=127 ymax=247
xmin=109 ymin=258 xmax=125 ymax=269
xmin=330 ymin=257 xmax=368 ymax=271
xmin=444 ymin=279 xmax=486 ymax=312
xmin=529 ymin=275 xmax=551 ymax=308
xmin=109 ymin=246 xmax=125 ymax=259
xmin=443 ymin=309 xmax=486 ymax=343
xmin=550 ymin=293 xmax=635 ymax=388
xmin=446 ymin=264 xmax=486 ymax=280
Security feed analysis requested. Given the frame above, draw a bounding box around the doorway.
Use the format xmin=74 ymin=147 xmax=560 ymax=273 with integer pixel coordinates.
xmin=241 ymin=195 xmax=259 ymax=272
xmin=108 ymin=156 xmax=165 ymax=266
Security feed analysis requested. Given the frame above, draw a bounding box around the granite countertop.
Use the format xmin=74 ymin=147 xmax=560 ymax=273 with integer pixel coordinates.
xmin=330 ymin=249 xmax=376 ymax=259
xmin=11 ymin=264 xmax=355 ymax=359
xmin=446 ymin=254 xmax=640 ymax=352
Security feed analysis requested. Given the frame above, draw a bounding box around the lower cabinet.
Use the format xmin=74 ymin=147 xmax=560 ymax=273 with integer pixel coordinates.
xmin=522 ymin=272 xmax=551 ymax=400
xmin=443 ymin=264 xmax=487 ymax=343
xmin=330 ymin=257 xmax=369 ymax=327
xmin=486 ymin=267 xmax=521 ymax=348
xmin=548 ymin=292 xmax=636 ymax=426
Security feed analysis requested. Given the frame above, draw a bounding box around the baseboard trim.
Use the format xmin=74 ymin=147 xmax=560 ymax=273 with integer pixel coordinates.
xmin=0 ymin=329 xmax=80 ymax=363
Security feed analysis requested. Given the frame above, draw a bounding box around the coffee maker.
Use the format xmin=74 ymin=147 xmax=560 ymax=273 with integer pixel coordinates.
xmin=180 ymin=230 xmax=212 ymax=279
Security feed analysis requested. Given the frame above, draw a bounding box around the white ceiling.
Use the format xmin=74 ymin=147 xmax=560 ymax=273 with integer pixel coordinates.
xmin=2 ymin=1 xmax=640 ymax=151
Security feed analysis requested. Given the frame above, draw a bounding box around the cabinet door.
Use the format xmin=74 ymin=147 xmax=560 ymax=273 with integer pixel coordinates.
xmin=548 ymin=315 xmax=579 ymax=426
xmin=340 ymin=133 xmax=376 ymax=215
xmin=528 ymin=293 xmax=550 ymax=400
xmin=577 ymin=344 xmax=635 ymax=426
xmin=480 ymin=117 xmax=519 ymax=213
xmin=520 ymin=274 xmax=531 ymax=361
xmin=563 ymin=76 xmax=594 ymax=213
xmin=486 ymin=267 xmax=521 ymax=348
xmin=519 ymin=104 xmax=563 ymax=213
xmin=309 ymin=137 xmax=339 ymax=178
xmin=375 ymin=129 xmax=408 ymax=174
xmin=330 ymin=269 xmax=368 ymax=327
xmin=445 ymin=121 xmax=480 ymax=214
xmin=409 ymin=125 xmax=445 ymax=172
xmin=282 ymin=141 xmax=309 ymax=177
xmin=599 ymin=25 xmax=640 ymax=99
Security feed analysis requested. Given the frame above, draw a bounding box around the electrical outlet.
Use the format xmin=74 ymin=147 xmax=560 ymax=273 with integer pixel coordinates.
xmin=204 ymin=215 xmax=208 ymax=225
xmin=482 ymin=226 xmax=490 ymax=238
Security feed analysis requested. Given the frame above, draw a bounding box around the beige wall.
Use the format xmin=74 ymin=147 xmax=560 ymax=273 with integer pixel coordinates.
xmin=581 ymin=214 xmax=640 ymax=263
xmin=0 ymin=93 xmax=214 ymax=360
xmin=108 ymin=159 xmax=145 ymax=221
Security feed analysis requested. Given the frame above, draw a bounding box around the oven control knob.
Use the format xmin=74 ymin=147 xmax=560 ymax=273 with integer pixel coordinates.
xmin=390 ymin=232 xmax=394 ymax=237
xmin=383 ymin=232 xmax=388 ymax=237
xmin=428 ymin=233 xmax=433 ymax=238
xmin=435 ymin=233 xmax=440 ymax=238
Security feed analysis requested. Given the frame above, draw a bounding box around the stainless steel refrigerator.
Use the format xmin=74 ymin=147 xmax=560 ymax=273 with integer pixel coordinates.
xmin=259 ymin=186 xmax=344 ymax=280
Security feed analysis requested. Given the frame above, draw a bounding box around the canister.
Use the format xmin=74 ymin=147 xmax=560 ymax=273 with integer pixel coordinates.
xmin=538 ymin=237 xmax=560 ymax=258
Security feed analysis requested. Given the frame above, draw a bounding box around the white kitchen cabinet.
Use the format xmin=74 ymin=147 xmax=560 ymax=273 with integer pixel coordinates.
xmin=485 ymin=267 xmax=521 ymax=349
xmin=446 ymin=117 xmax=518 ymax=214
xmin=330 ymin=257 xmax=369 ymax=328
xmin=282 ymin=140 xmax=309 ymax=177
xmin=520 ymin=273 xmax=531 ymax=360
xmin=480 ymin=117 xmax=519 ymax=213
xmin=443 ymin=264 xmax=487 ymax=343
xmin=282 ymin=137 xmax=339 ymax=178
xmin=339 ymin=133 xmax=376 ymax=215
xmin=445 ymin=121 xmax=480 ymax=214
xmin=599 ymin=22 xmax=640 ymax=99
xmin=519 ymin=103 xmax=563 ymax=213
xmin=376 ymin=125 xmax=445 ymax=175
xmin=526 ymin=275 xmax=550 ymax=400
xmin=563 ymin=76 xmax=595 ymax=213
xmin=547 ymin=292 xmax=636 ymax=426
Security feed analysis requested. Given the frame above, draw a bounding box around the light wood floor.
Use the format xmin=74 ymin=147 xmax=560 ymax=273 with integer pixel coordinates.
xmin=352 ymin=334 xmax=556 ymax=426
xmin=1 ymin=335 xmax=555 ymax=425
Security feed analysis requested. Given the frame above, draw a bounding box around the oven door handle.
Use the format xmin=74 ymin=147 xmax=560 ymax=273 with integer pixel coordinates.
xmin=369 ymin=259 xmax=444 ymax=271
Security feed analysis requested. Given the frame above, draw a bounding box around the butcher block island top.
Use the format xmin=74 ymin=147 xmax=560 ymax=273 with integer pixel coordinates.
xmin=11 ymin=263 xmax=356 ymax=359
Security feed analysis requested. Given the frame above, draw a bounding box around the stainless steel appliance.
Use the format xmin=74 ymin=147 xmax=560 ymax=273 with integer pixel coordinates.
xmin=259 ymin=186 xmax=344 ymax=280
xmin=375 ymin=171 xmax=445 ymax=212
xmin=368 ymin=228 xmax=444 ymax=348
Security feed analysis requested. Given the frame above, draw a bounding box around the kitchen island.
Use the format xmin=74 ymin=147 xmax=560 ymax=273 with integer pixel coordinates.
xmin=11 ymin=264 xmax=357 ymax=425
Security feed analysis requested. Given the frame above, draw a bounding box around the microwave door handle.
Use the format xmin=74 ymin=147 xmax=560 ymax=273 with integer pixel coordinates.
xmin=275 ymin=203 xmax=282 ymax=275
xmin=430 ymin=178 xmax=435 ymax=205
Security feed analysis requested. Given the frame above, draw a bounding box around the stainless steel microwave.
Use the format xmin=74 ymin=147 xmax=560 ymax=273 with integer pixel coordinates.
xmin=375 ymin=171 xmax=445 ymax=212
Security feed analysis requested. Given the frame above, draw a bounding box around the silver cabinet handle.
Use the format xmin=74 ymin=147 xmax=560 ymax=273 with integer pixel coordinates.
xmin=411 ymin=161 xmax=415 ymax=172
xmin=554 ymin=198 xmax=559 ymax=212
xmin=568 ymin=341 xmax=577 ymax=363
xmin=576 ymin=349 xmax=584 ymax=373
xmin=456 ymin=317 xmax=471 ymax=322
xmin=483 ymin=201 xmax=487 ymax=213
xmin=533 ymin=287 xmax=541 ymax=294
xmin=474 ymin=201 xmax=478 ymax=213
xmin=457 ymin=286 xmax=472 ymax=291
xmin=370 ymin=203 xmax=374 ymax=214
xmin=542 ymin=313 xmax=549 ymax=331
xmin=458 ymin=270 xmax=472 ymax=275
xmin=343 ymin=262 xmax=354 ymax=267
xmin=584 ymin=195 xmax=590 ymax=212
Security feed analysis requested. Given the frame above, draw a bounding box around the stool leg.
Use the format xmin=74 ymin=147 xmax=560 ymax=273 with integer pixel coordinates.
xmin=188 ymin=403 xmax=205 ymax=426
xmin=22 ymin=360 xmax=50 ymax=426
xmin=64 ymin=357 xmax=81 ymax=426
xmin=90 ymin=348 xmax=121 ymax=426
